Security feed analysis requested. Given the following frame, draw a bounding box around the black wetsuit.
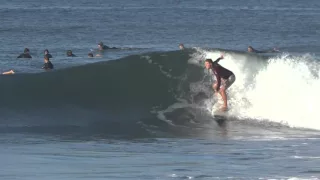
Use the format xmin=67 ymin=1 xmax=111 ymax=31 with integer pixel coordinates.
xmin=251 ymin=48 xmax=278 ymax=53
xmin=67 ymin=54 xmax=76 ymax=57
xmin=212 ymin=58 xmax=234 ymax=90
xmin=17 ymin=53 xmax=32 ymax=58
xmin=102 ymin=45 xmax=117 ymax=50
xmin=46 ymin=54 xmax=53 ymax=58
xmin=43 ymin=61 xmax=53 ymax=70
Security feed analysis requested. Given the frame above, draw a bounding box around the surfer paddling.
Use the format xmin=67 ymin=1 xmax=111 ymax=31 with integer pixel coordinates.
xmin=204 ymin=54 xmax=235 ymax=111
xmin=247 ymin=46 xmax=279 ymax=53
xmin=98 ymin=42 xmax=118 ymax=51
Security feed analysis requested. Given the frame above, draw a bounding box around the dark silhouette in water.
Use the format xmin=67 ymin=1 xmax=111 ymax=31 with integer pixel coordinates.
xmin=66 ymin=50 xmax=76 ymax=57
xmin=42 ymin=54 xmax=54 ymax=70
xmin=44 ymin=49 xmax=53 ymax=58
xmin=17 ymin=48 xmax=32 ymax=58
xmin=247 ymin=46 xmax=279 ymax=53
xmin=98 ymin=42 xmax=118 ymax=51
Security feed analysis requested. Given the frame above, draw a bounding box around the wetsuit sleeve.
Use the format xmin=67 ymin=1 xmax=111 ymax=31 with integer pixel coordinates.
xmin=213 ymin=57 xmax=222 ymax=91
xmin=213 ymin=57 xmax=223 ymax=64
xmin=215 ymin=72 xmax=221 ymax=91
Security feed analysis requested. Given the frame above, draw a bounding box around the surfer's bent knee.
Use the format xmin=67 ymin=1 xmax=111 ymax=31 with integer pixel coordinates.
xmin=218 ymin=74 xmax=236 ymax=91
xmin=213 ymin=83 xmax=217 ymax=89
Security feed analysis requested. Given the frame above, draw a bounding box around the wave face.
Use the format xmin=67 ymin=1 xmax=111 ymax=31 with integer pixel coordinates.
xmin=0 ymin=50 xmax=212 ymax=138
xmin=0 ymin=49 xmax=319 ymax=138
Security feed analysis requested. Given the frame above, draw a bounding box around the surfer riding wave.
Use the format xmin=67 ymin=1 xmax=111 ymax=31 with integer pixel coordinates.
xmin=204 ymin=54 xmax=235 ymax=111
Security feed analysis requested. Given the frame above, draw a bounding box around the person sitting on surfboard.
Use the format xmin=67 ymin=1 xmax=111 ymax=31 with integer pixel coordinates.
xmin=17 ymin=48 xmax=32 ymax=58
xmin=44 ymin=49 xmax=53 ymax=58
xmin=204 ymin=54 xmax=235 ymax=111
xmin=42 ymin=54 xmax=53 ymax=70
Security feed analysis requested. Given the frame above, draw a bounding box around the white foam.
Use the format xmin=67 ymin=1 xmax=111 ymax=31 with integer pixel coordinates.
xmin=191 ymin=49 xmax=320 ymax=131
xmin=287 ymin=178 xmax=319 ymax=180
xmin=291 ymin=156 xmax=320 ymax=159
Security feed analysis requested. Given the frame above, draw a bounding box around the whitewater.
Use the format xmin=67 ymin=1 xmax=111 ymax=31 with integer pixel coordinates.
xmin=189 ymin=49 xmax=320 ymax=130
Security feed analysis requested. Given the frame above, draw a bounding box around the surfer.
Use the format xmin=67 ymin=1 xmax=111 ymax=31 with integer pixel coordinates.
xmin=17 ymin=48 xmax=32 ymax=58
xmin=66 ymin=50 xmax=76 ymax=57
xmin=44 ymin=49 xmax=53 ymax=58
xmin=2 ymin=70 xmax=15 ymax=75
xmin=205 ymin=54 xmax=235 ymax=111
xmin=42 ymin=54 xmax=53 ymax=70
xmin=247 ymin=46 xmax=279 ymax=53
xmin=179 ymin=43 xmax=185 ymax=50
xmin=98 ymin=42 xmax=117 ymax=51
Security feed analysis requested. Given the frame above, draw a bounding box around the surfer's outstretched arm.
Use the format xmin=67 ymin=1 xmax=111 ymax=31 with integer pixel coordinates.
xmin=213 ymin=54 xmax=224 ymax=64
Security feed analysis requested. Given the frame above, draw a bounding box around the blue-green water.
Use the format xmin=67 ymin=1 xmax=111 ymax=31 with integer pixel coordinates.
xmin=0 ymin=0 xmax=320 ymax=179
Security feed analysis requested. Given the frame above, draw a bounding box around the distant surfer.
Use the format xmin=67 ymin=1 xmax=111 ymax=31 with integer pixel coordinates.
xmin=179 ymin=43 xmax=185 ymax=50
xmin=66 ymin=50 xmax=76 ymax=57
xmin=88 ymin=51 xmax=102 ymax=57
xmin=42 ymin=54 xmax=53 ymax=70
xmin=17 ymin=48 xmax=32 ymax=58
xmin=2 ymin=70 xmax=15 ymax=75
xmin=44 ymin=49 xmax=53 ymax=58
xmin=247 ymin=46 xmax=279 ymax=53
xmin=205 ymin=54 xmax=235 ymax=111
xmin=98 ymin=42 xmax=117 ymax=51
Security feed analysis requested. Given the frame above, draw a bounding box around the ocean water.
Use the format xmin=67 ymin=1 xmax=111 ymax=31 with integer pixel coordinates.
xmin=1 ymin=0 xmax=320 ymax=179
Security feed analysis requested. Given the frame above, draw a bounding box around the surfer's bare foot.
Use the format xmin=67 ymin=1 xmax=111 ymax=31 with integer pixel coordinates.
xmin=220 ymin=106 xmax=228 ymax=111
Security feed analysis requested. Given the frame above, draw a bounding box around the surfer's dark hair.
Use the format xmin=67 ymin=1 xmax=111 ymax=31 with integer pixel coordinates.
xmin=205 ymin=59 xmax=213 ymax=64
